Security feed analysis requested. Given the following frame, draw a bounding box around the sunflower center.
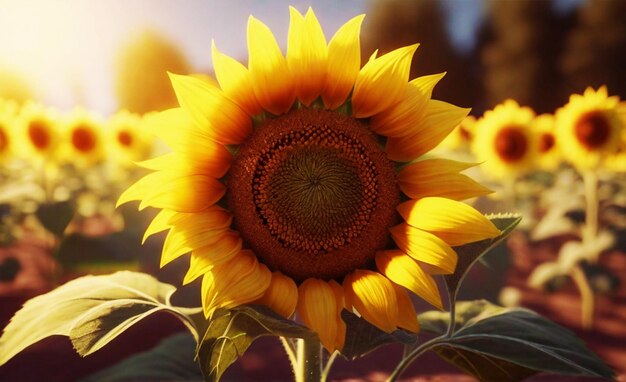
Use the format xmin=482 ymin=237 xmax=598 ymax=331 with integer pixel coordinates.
xmin=71 ymin=126 xmax=96 ymax=153
xmin=575 ymin=111 xmax=610 ymax=150
xmin=28 ymin=121 xmax=51 ymax=150
xmin=494 ymin=126 xmax=528 ymax=163
xmin=538 ymin=133 xmax=555 ymax=153
xmin=228 ymin=108 xmax=399 ymax=281
xmin=117 ymin=130 xmax=134 ymax=147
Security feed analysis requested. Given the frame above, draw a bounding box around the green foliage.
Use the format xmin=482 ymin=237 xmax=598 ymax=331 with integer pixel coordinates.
xmin=340 ymin=310 xmax=417 ymax=360
xmin=81 ymin=333 xmax=202 ymax=382
xmin=0 ymin=271 xmax=197 ymax=365
xmin=35 ymin=200 xmax=75 ymax=238
xmin=444 ymin=213 xmax=522 ymax=300
xmin=418 ymin=300 xmax=614 ymax=381
xmin=195 ymin=305 xmax=315 ymax=382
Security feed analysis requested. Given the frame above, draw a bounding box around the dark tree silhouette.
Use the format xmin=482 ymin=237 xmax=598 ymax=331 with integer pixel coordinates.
xmin=361 ymin=0 xmax=477 ymax=109
xmin=560 ymin=0 xmax=626 ymax=99
xmin=476 ymin=0 xmax=569 ymax=114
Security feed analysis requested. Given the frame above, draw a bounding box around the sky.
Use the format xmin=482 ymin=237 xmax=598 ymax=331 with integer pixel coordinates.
xmin=0 ymin=0 xmax=582 ymax=115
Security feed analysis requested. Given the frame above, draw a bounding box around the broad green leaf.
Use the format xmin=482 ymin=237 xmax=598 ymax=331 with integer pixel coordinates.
xmin=35 ymin=200 xmax=75 ymax=237
xmin=423 ymin=301 xmax=614 ymax=381
xmin=445 ymin=214 xmax=521 ymax=300
xmin=81 ymin=333 xmax=202 ymax=382
xmin=340 ymin=310 xmax=417 ymax=360
xmin=0 ymin=271 xmax=198 ymax=364
xmin=197 ymin=304 xmax=315 ymax=382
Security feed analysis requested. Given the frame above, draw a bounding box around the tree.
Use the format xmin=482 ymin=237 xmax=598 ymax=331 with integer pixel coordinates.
xmin=114 ymin=29 xmax=190 ymax=114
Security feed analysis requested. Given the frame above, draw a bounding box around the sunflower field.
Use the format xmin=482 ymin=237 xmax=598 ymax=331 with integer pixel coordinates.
xmin=0 ymin=1 xmax=625 ymax=381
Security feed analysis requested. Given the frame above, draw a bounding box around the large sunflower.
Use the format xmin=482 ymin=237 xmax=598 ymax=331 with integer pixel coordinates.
xmin=555 ymin=86 xmax=624 ymax=170
xmin=472 ymin=99 xmax=537 ymax=179
xmin=119 ymin=8 xmax=500 ymax=351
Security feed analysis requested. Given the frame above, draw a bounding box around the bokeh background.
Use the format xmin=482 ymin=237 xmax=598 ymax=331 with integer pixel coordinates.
xmin=1 ymin=0 xmax=626 ymax=381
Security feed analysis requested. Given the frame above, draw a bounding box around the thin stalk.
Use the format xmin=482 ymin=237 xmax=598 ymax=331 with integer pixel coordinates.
xmin=321 ymin=351 xmax=338 ymax=382
xmin=582 ymin=171 xmax=599 ymax=255
xmin=387 ymin=336 xmax=446 ymax=382
xmin=295 ymin=338 xmax=322 ymax=382
xmin=280 ymin=337 xmax=298 ymax=376
xmin=445 ymin=290 xmax=457 ymax=338
xmin=571 ymin=264 xmax=594 ymax=330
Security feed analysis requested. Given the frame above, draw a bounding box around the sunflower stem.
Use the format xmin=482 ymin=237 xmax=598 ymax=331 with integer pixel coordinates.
xmin=571 ymin=264 xmax=595 ymax=330
xmin=582 ymin=171 xmax=599 ymax=253
xmin=387 ymin=336 xmax=445 ymax=382
xmin=280 ymin=337 xmax=298 ymax=376
xmin=321 ymin=351 xmax=338 ymax=382
xmin=445 ymin=289 xmax=457 ymax=338
xmin=295 ymin=338 xmax=322 ymax=382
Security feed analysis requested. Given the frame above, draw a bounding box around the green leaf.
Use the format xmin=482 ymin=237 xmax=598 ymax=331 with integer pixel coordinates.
xmin=340 ymin=310 xmax=418 ymax=360
xmin=423 ymin=301 xmax=614 ymax=381
xmin=80 ymin=333 xmax=202 ymax=382
xmin=197 ymin=304 xmax=315 ymax=382
xmin=445 ymin=214 xmax=522 ymax=300
xmin=0 ymin=271 xmax=198 ymax=365
xmin=35 ymin=200 xmax=75 ymax=237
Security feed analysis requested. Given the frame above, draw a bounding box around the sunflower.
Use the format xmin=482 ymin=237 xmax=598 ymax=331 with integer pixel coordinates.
xmin=61 ymin=108 xmax=106 ymax=166
xmin=472 ymin=99 xmax=537 ymax=179
xmin=107 ymin=110 xmax=154 ymax=165
xmin=0 ymin=110 xmax=16 ymax=164
xmin=533 ymin=114 xmax=560 ymax=171
xmin=119 ymin=7 xmax=500 ymax=351
xmin=17 ymin=102 xmax=61 ymax=160
xmin=555 ymin=86 xmax=624 ymax=170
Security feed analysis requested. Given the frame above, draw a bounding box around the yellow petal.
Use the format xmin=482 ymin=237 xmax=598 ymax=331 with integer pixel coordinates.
xmin=351 ymin=44 xmax=418 ymax=118
xmin=183 ymin=235 xmax=244 ymax=284
xmin=393 ymin=283 xmax=420 ymax=333
xmin=322 ymin=14 xmax=364 ymax=110
xmin=257 ymin=271 xmax=298 ymax=318
xmin=389 ymin=223 xmax=458 ymax=275
xmin=398 ymin=159 xmax=493 ymax=200
xmin=376 ymin=250 xmax=443 ymax=310
xmin=202 ymin=251 xmax=271 ymax=317
xmin=287 ymin=7 xmax=327 ymax=106
xmin=247 ymin=16 xmax=295 ymax=115
xmin=212 ymin=41 xmax=263 ymax=116
xmin=386 ymin=100 xmax=470 ymax=162
xmin=160 ymin=208 xmax=233 ymax=266
xmin=344 ymin=270 xmax=398 ymax=333
xmin=370 ymin=73 xmax=446 ymax=138
xmin=142 ymin=209 xmax=176 ymax=244
xmin=117 ymin=171 xmax=225 ymax=212
xmin=136 ymin=149 xmax=232 ymax=179
xmin=397 ymin=197 xmax=501 ymax=246
xmin=168 ymin=73 xmax=252 ymax=144
xmin=297 ymin=278 xmax=339 ymax=352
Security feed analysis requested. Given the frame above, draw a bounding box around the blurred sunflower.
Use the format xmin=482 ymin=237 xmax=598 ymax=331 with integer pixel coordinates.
xmin=0 ymin=110 xmax=16 ymax=164
xmin=556 ymin=86 xmax=624 ymax=170
xmin=107 ymin=110 xmax=153 ymax=165
xmin=119 ymin=7 xmax=500 ymax=351
xmin=61 ymin=108 xmax=106 ymax=167
xmin=17 ymin=102 xmax=61 ymax=160
xmin=472 ymin=99 xmax=536 ymax=179
xmin=533 ymin=114 xmax=560 ymax=171
xmin=436 ymin=115 xmax=476 ymax=152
